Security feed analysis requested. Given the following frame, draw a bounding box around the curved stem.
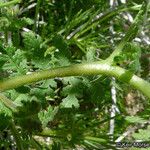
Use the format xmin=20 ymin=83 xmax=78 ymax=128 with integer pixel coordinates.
xmin=0 ymin=61 xmax=150 ymax=98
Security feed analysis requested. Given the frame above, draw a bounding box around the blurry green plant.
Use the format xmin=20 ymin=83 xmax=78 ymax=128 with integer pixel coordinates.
xmin=0 ymin=0 xmax=150 ymax=149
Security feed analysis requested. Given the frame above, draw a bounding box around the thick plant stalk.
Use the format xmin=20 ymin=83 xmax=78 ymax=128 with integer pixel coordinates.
xmin=0 ymin=62 xmax=150 ymax=99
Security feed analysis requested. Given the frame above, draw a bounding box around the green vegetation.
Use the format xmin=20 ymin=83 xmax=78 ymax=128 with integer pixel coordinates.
xmin=0 ymin=0 xmax=150 ymax=149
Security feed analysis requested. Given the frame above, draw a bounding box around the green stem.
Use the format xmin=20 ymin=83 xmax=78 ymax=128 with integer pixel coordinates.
xmin=107 ymin=1 xmax=147 ymax=64
xmin=0 ymin=0 xmax=21 ymax=8
xmin=0 ymin=92 xmax=17 ymax=111
xmin=33 ymin=0 xmax=41 ymax=32
xmin=84 ymin=136 xmax=107 ymax=143
xmin=37 ymin=129 xmax=63 ymax=138
xmin=0 ymin=61 xmax=150 ymax=98
xmin=30 ymin=137 xmax=42 ymax=150
xmin=10 ymin=121 xmax=24 ymax=150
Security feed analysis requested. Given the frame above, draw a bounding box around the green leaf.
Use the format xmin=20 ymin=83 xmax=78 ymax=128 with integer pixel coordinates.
xmin=15 ymin=86 xmax=30 ymax=94
xmin=114 ymin=42 xmax=141 ymax=73
xmin=61 ymin=94 xmax=79 ymax=108
xmin=52 ymin=34 xmax=71 ymax=66
xmin=108 ymin=1 xmax=147 ymax=63
xmin=133 ymin=125 xmax=150 ymax=141
xmin=38 ymin=106 xmax=59 ymax=127
xmin=0 ymin=17 xmax=10 ymax=31
xmin=125 ymin=116 xmax=146 ymax=124
xmin=119 ymin=2 xmax=147 ymax=47
xmin=52 ymin=34 xmax=70 ymax=58
xmin=0 ymin=113 xmax=11 ymax=131
xmin=14 ymin=100 xmax=41 ymax=118
xmin=2 ymin=47 xmax=28 ymax=75
xmin=22 ymin=31 xmax=45 ymax=58
xmin=86 ymin=46 xmax=96 ymax=62
xmin=17 ymin=116 xmax=42 ymax=133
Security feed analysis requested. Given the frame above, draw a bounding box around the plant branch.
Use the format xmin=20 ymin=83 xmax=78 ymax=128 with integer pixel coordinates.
xmin=0 ymin=61 xmax=150 ymax=99
xmin=0 ymin=92 xmax=17 ymax=111
xmin=107 ymin=1 xmax=148 ymax=64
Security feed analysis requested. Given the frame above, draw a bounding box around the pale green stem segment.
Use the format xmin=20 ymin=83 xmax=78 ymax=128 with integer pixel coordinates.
xmin=0 ymin=92 xmax=17 ymax=111
xmin=0 ymin=62 xmax=150 ymax=99
xmin=0 ymin=0 xmax=21 ymax=8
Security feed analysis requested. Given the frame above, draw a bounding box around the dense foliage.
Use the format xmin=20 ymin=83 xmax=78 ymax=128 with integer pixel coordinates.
xmin=0 ymin=0 xmax=150 ymax=149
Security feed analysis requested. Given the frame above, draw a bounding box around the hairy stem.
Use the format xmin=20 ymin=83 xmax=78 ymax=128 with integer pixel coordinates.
xmin=0 ymin=62 xmax=150 ymax=98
